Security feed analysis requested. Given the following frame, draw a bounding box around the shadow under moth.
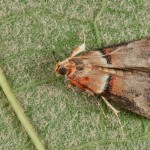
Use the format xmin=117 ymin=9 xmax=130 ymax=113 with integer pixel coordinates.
xmin=55 ymin=38 xmax=150 ymax=119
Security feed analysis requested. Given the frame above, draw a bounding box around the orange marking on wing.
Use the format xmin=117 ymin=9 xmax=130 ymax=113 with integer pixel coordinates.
xmin=69 ymin=76 xmax=97 ymax=93
xmin=109 ymin=76 xmax=117 ymax=92
xmin=107 ymin=48 xmax=117 ymax=65
xmin=69 ymin=79 xmax=87 ymax=91
xmin=78 ymin=77 xmax=91 ymax=85
xmin=84 ymin=77 xmax=90 ymax=81
xmin=78 ymin=77 xmax=99 ymax=94
xmin=104 ymin=47 xmax=116 ymax=64
xmin=103 ymin=48 xmax=110 ymax=54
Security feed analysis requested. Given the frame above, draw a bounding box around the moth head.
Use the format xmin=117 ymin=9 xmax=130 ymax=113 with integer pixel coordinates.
xmin=56 ymin=65 xmax=68 ymax=76
xmin=55 ymin=60 xmax=76 ymax=76
xmin=55 ymin=43 xmax=85 ymax=76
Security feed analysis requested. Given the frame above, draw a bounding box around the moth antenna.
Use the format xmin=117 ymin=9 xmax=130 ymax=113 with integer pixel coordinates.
xmin=101 ymin=96 xmax=125 ymax=137
xmin=83 ymin=31 xmax=86 ymax=44
xmin=69 ymin=32 xmax=86 ymax=58
xmin=69 ymin=43 xmax=86 ymax=57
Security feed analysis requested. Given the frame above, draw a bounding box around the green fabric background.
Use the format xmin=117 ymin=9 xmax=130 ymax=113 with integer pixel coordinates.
xmin=0 ymin=0 xmax=150 ymax=149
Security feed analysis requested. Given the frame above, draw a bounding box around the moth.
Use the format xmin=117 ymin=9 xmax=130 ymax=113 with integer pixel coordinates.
xmin=55 ymin=38 xmax=150 ymax=119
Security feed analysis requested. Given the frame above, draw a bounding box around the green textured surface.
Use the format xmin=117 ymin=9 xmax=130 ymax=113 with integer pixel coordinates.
xmin=0 ymin=0 xmax=150 ymax=150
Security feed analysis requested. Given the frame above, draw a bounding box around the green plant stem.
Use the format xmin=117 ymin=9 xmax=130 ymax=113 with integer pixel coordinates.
xmin=0 ymin=67 xmax=45 ymax=150
xmin=93 ymin=0 xmax=108 ymax=47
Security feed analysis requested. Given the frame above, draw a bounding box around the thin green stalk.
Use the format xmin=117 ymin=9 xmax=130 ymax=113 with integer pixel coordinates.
xmin=93 ymin=0 xmax=108 ymax=47
xmin=0 ymin=67 xmax=45 ymax=150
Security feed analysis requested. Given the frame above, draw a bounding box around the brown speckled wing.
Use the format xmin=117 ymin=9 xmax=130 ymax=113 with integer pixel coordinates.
xmin=100 ymin=37 xmax=150 ymax=70
xmin=102 ymin=71 xmax=150 ymax=118
xmin=56 ymin=38 xmax=150 ymax=118
xmin=69 ymin=38 xmax=150 ymax=118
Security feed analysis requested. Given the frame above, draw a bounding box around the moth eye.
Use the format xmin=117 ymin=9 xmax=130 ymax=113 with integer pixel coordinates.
xmin=59 ymin=67 xmax=67 ymax=75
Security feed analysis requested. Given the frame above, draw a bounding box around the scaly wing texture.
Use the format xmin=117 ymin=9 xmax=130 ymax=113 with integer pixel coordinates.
xmin=101 ymin=38 xmax=150 ymax=69
xmin=69 ymin=68 xmax=109 ymax=94
xmin=69 ymin=38 xmax=150 ymax=118
xmin=103 ymin=72 xmax=150 ymax=119
xmin=78 ymin=38 xmax=150 ymax=71
xmin=69 ymin=62 xmax=150 ymax=118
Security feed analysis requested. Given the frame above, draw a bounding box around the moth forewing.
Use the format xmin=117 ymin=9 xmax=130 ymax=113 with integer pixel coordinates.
xmin=55 ymin=38 xmax=150 ymax=119
xmin=102 ymin=71 xmax=150 ymax=119
xmin=99 ymin=38 xmax=150 ymax=69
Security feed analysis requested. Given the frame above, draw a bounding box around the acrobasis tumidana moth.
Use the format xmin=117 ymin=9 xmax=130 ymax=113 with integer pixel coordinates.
xmin=55 ymin=38 xmax=150 ymax=119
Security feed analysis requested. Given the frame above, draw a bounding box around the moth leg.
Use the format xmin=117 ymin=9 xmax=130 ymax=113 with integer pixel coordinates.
xmin=94 ymin=98 xmax=106 ymax=118
xmin=101 ymin=96 xmax=124 ymax=135
xmin=67 ymin=84 xmax=75 ymax=92
xmin=85 ymin=89 xmax=94 ymax=96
